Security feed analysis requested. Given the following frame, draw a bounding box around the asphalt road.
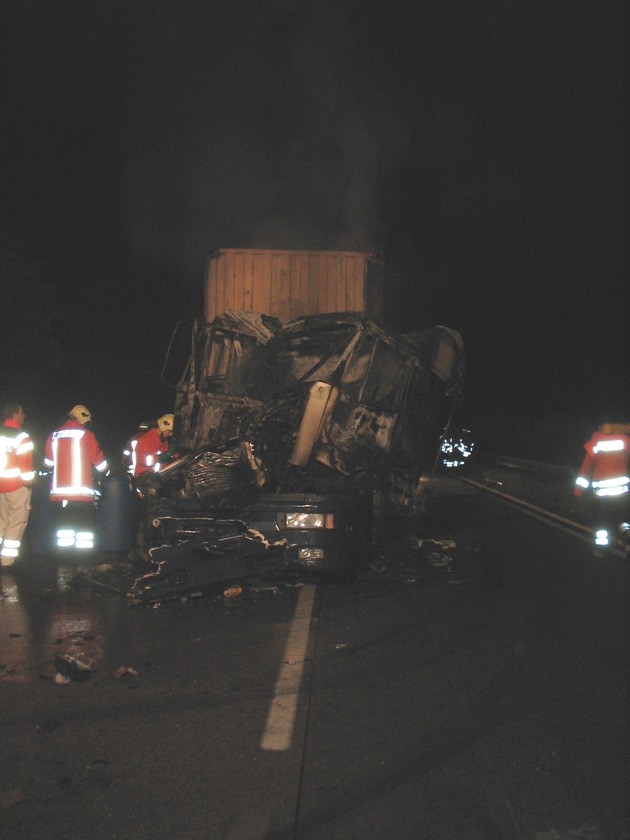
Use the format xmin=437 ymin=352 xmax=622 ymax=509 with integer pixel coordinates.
xmin=0 ymin=477 xmax=627 ymax=840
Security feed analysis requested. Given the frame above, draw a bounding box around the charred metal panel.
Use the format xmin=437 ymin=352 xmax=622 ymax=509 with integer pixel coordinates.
xmin=171 ymin=313 xmax=277 ymax=452
xmin=404 ymin=325 xmax=465 ymax=399
xmin=190 ymin=392 xmax=262 ymax=451
xmin=320 ymin=403 xmax=398 ymax=475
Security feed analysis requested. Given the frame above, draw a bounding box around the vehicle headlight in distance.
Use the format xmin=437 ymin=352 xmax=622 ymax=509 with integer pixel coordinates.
xmin=278 ymin=512 xmax=335 ymax=529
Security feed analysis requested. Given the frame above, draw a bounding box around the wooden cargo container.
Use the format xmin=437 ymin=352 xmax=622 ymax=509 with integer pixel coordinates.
xmin=205 ymin=249 xmax=384 ymax=324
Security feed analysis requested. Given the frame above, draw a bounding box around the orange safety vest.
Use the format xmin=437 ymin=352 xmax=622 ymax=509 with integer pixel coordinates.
xmin=0 ymin=420 xmax=35 ymax=493
xmin=576 ymin=431 xmax=630 ymax=497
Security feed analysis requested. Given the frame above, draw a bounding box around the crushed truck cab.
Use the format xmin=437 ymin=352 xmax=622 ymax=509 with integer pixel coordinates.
xmin=132 ymin=251 xmax=465 ymax=598
xmin=171 ymin=312 xmax=464 ymax=487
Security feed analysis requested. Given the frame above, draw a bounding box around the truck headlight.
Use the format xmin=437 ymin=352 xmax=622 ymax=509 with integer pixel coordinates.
xmin=277 ymin=512 xmax=335 ymax=529
xmin=299 ymin=547 xmax=325 ymax=559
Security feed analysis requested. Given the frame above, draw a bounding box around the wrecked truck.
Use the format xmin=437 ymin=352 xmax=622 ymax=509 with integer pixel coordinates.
xmin=131 ymin=250 xmax=464 ymax=600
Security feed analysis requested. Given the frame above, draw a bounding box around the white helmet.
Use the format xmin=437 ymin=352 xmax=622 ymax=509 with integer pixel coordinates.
xmin=70 ymin=405 xmax=92 ymax=425
xmin=157 ymin=413 xmax=174 ymax=433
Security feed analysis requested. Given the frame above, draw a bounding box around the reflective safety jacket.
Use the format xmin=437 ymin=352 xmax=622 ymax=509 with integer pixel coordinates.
xmin=123 ymin=434 xmax=140 ymax=476
xmin=0 ymin=419 xmax=35 ymax=493
xmin=44 ymin=420 xmax=108 ymax=503
xmin=575 ymin=430 xmax=630 ymax=497
xmin=133 ymin=428 xmax=169 ymax=477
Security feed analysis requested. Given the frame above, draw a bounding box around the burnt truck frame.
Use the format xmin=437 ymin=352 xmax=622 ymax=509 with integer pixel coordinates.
xmin=134 ymin=310 xmax=464 ymax=594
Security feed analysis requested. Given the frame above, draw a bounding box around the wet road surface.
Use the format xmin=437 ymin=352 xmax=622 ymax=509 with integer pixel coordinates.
xmin=0 ymin=477 xmax=627 ymax=839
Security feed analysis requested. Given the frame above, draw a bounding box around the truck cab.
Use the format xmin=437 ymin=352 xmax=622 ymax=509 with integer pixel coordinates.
xmin=167 ymin=311 xmax=464 ymax=493
xmin=139 ymin=309 xmax=464 ymax=591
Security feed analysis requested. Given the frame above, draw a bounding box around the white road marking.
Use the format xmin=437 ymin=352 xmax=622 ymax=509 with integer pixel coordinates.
xmin=260 ymin=584 xmax=316 ymax=752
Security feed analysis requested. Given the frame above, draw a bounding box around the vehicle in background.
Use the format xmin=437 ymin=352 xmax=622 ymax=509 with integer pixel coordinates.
xmin=441 ymin=428 xmax=475 ymax=469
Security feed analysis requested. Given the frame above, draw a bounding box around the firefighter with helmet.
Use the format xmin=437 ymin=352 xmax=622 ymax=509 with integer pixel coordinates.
xmin=133 ymin=414 xmax=174 ymax=478
xmin=44 ymin=404 xmax=109 ymax=551
xmin=574 ymin=419 xmax=630 ymax=555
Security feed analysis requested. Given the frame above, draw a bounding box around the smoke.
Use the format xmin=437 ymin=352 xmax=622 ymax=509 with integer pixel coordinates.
xmin=118 ymin=2 xmax=415 ymax=279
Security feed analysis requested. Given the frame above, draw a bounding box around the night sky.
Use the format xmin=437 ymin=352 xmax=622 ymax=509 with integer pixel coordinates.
xmin=1 ymin=0 xmax=626 ymax=464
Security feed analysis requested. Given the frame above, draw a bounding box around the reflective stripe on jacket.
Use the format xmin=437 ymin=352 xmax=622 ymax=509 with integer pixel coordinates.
xmin=576 ymin=431 xmax=630 ymax=497
xmin=45 ymin=420 xmax=108 ymax=503
xmin=123 ymin=436 xmax=139 ymax=475
xmin=134 ymin=428 xmax=167 ymax=477
xmin=0 ymin=421 xmax=35 ymax=493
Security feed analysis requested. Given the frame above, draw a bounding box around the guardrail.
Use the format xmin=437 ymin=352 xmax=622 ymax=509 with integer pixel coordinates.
xmin=455 ymin=455 xmax=588 ymax=531
xmin=456 ymin=457 xmax=630 ymax=557
xmin=491 ymin=456 xmax=574 ymax=478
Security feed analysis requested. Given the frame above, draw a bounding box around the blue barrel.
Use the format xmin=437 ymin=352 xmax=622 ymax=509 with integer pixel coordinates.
xmin=95 ymin=477 xmax=136 ymax=553
xmin=25 ymin=476 xmax=56 ymax=555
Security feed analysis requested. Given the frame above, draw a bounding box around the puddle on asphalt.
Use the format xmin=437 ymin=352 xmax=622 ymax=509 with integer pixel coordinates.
xmin=0 ymin=555 xmax=130 ymax=684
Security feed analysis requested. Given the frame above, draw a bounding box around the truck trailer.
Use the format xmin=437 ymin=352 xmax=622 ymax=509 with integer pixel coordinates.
xmin=204 ymin=248 xmax=384 ymax=324
xmin=130 ymin=249 xmax=464 ymax=602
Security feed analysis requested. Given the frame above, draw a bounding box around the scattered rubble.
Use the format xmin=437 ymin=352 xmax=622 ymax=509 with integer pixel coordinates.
xmin=54 ymin=653 xmax=93 ymax=682
xmin=67 ymin=559 xmax=136 ymax=595
xmin=112 ymin=665 xmax=138 ymax=679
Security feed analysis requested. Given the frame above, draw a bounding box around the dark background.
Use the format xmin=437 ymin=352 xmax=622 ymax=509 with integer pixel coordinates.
xmin=1 ymin=0 xmax=626 ymax=466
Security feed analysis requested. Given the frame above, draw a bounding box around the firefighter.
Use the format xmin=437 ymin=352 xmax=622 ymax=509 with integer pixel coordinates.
xmin=44 ymin=405 xmax=109 ymax=551
xmin=133 ymin=414 xmax=174 ymax=478
xmin=574 ymin=419 xmax=630 ymax=555
xmin=0 ymin=402 xmax=35 ymax=566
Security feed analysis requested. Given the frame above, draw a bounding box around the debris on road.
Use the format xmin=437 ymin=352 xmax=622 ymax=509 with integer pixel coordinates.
xmin=53 ymin=629 xmax=95 ymax=646
xmin=358 ymin=527 xmax=460 ymax=583
xmin=68 ymin=560 xmax=136 ymax=595
xmin=414 ymin=538 xmax=457 ymax=551
xmin=112 ymin=665 xmax=138 ymax=679
xmin=54 ymin=653 xmax=93 ymax=682
xmin=427 ymin=551 xmax=452 ymax=568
